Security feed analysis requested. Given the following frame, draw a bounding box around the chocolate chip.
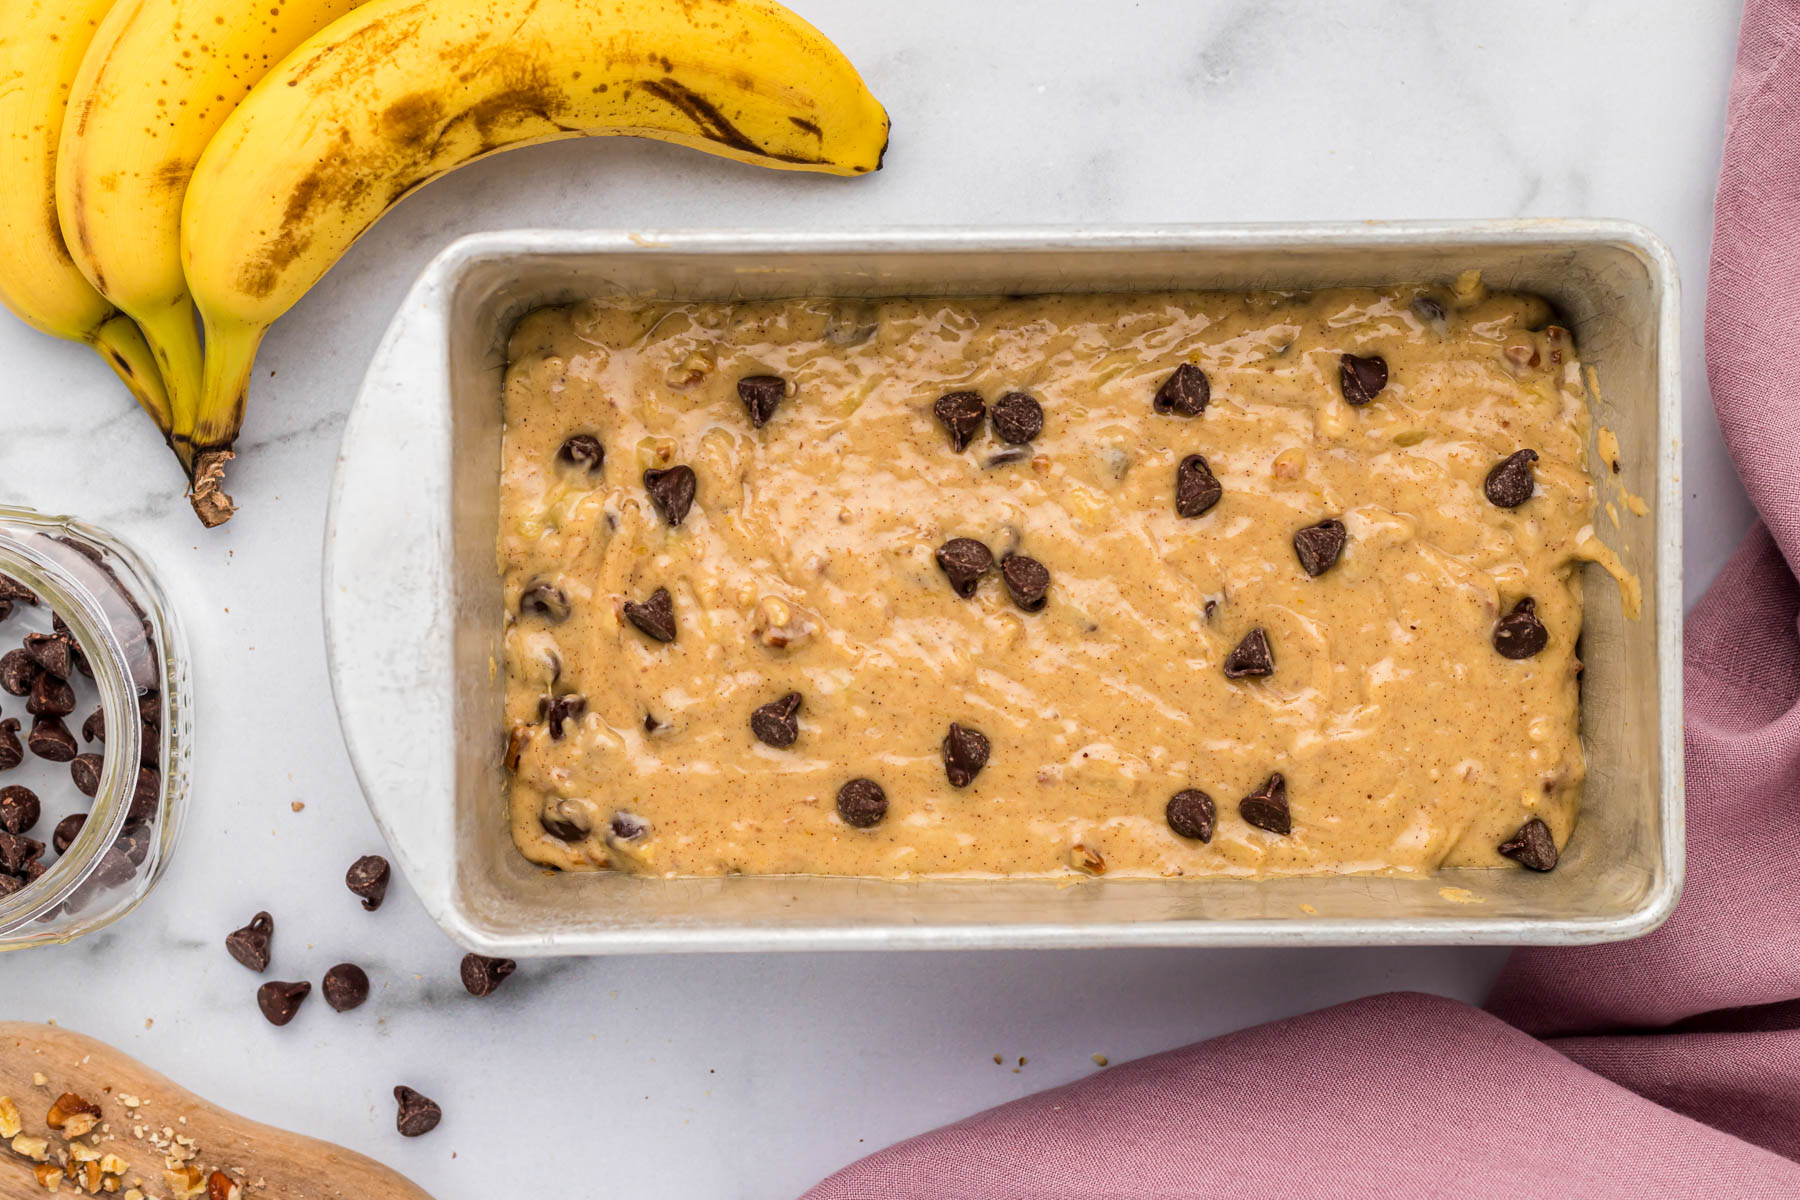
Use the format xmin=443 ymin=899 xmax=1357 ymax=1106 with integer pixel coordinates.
xmin=27 ymin=717 xmax=76 ymax=763
xmin=0 ymin=831 xmax=43 ymax=874
xmin=1000 ymin=554 xmax=1050 ymax=612
xmin=0 ymin=650 xmax=38 ymax=697
xmin=1339 ymin=353 xmax=1388 ymax=405
xmin=137 ymin=722 xmax=158 ymax=767
xmin=1494 ymin=597 xmax=1549 ymax=659
xmin=257 ymin=980 xmax=310 ymax=1026
xmin=1484 ymin=449 xmax=1539 ymax=508
xmin=538 ymin=693 xmax=586 ymax=739
xmin=346 ymin=854 xmax=391 ymax=911
xmin=556 ymin=434 xmax=604 ymax=475
xmin=1239 ymin=773 xmax=1291 ymax=835
xmin=322 ymin=963 xmax=370 ymax=1011
xmin=69 ymin=753 xmax=104 ymax=798
xmin=460 ymin=953 xmax=517 ymax=997
xmin=1223 ymin=628 xmax=1274 ymax=679
xmin=623 ymin=587 xmax=676 ymax=642
xmin=1293 ymin=519 xmax=1348 ymax=577
xmin=138 ymin=689 xmax=161 ymax=727
xmin=0 ymin=575 xmax=35 ymax=606
xmin=609 ymin=811 xmax=649 ymax=842
xmin=1175 ymin=454 xmax=1222 ymax=518
xmin=539 ymin=798 xmax=590 ymax=842
xmin=23 ymin=633 xmax=70 ymax=679
xmin=933 ymin=391 xmax=986 ymax=451
xmin=51 ymin=814 xmax=83 ymax=855
xmin=81 ymin=708 xmax=102 ymax=743
xmin=1166 ymin=789 xmax=1215 ymax=842
xmin=1412 ymin=295 xmax=1446 ymax=323
xmin=114 ymin=827 xmax=150 ymax=866
xmin=394 ymin=1086 xmax=442 ymax=1137
xmin=1499 ymin=817 xmax=1558 ymax=871
xmin=643 ymin=465 xmax=697 ymax=526
xmin=751 ymin=692 xmax=803 ymax=748
xmin=738 ymin=374 xmax=787 ymax=428
xmin=991 ymin=392 xmax=1044 ymax=444
xmin=226 ymin=911 xmax=274 ymax=972
xmin=836 ymin=778 xmax=888 ymax=828
xmin=0 ymin=719 xmax=20 ymax=770
xmin=0 ymin=875 xmax=19 ymax=898
xmin=0 ymin=786 xmax=38 ymax=835
xmin=26 ymin=672 xmax=75 ymax=718
xmin=90 ymin=845 xmax=134 ymax=888
xmin=943 ymin=723 xmax=990 ymax=788
xmin=127 ymin=767 xmax=159 ymax=826
xmin=518 ymin=581 xmax=570 ymax=623
xmin=936 ymin=538 xmax=994 ymax=599
xmin=1153 ymin=363 xmax=1209 ymax=416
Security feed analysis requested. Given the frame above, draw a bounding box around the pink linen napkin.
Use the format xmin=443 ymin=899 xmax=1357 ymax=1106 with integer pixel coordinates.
xmin=806 ymin=2 xmax=1800 ymax=1194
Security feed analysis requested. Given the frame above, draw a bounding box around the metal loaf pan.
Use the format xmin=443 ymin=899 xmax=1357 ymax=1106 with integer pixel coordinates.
xmin=323 ymin=222 xmax=1683 ymax=955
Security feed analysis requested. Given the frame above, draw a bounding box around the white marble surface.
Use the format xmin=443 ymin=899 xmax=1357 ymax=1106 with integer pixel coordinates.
xmin=0 ymin=1 xmax=1749 ymax=1195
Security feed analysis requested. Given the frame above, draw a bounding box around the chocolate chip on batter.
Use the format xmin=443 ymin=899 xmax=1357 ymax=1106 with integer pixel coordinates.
xmin=0 ymin=719 xmax=21 ymax=770
xmin=460 ymin=953 xmax=517 ymax=998
xmin=26 ymin=672 xmax=74 ymax=718
xmin=1293 ymin=519 xmax=1348 ymax=577
xmin=1411 ymin=295 xmax=1446 ymax=323
xmin=1001 ymin=554 xmax=1051 ymax=612
xmin=539 ymin=799 xmax=590 ymax=842
xmin=0 ymin=831 xmax=42 ymax=875
xmin=623 ymin=587 xmax=676 ymax=642
xmin=1166 ymin=789 xmax=1216 ymax=842
xmin=738 ymin=374 xmax=788 ymax=428
xmin=934 ymin=390 xmax=986 ymax=451
xmin=609 ymin=811 xmax=649 ymax=842
xmin=256 ymin=980 xmax=309 ymax=1026
xmin=322 ymin=963 xmax=370 ymax=1012
xmin=346 ymin=854 xmax=391 ymax=911
xmin=52 ymin=813 xmax=84 ymax=855
xmin=1239 ymin=773 xmax=1291 ymax=835
xmin=936 ymin=538 xmax=994 ymax=599
xmin=23 ymin=633 xmax=70 ymax=679
xmin=394 ymin=1086 xmax=442 ymax=1137
xmin=556 ymin=433 xmax=605 ymax=475
xmin=984 ymin=448 xmax=1030 ymax=469
xmin=27 ymin=716 xmax=76 ymax=763
xmin=0 ymin=650 xmax=38 ymax=697
xmin=69 ymin=753 xmax=104 ymax=798
xmin=0 ymin=786 xmax=37 ymax=835
xmin=643 ymin=465 xmax=697 ymax=526
xmin=1339 ymin=353 xmax=1388 ymax=405
xmin=1493 ymin=597 xmax=1549 ymax=659
xmin=1153 ymin=363 xmax=1209 ymax=416
xmin=539 ymin=693 xmax=587 ymax=739
xmin=226 ymin=911 xmax=274 ymax=972
xmin=943 ymin=723 xmax=990 ymax=788
xmin=836 ymin=778 xmax=888 ymax=829
xmin=1484 ymin=449 xmax=1539 ymax=508
xmin=1223 ymin=628 xmax=1274 ymax=679
xmin=991 ymin=392 xmax=1044 ymax=444
xmin=751 ymin=692 xmax=803 ymax=748
xmin=518 ymin=581 xmax=571 ymax=623
xmin=1175 ymin=454 xmax=1222 ymax=518
xmin=1499 ymin=817 xmax=1558 ymax=871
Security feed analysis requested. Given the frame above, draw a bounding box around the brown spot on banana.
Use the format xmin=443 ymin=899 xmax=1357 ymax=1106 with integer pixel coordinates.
xmin=636 ymin=77 xmax=818 ymax=164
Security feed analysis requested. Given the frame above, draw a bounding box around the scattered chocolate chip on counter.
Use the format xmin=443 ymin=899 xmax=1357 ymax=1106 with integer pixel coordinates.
xmin=991 ymin=391 xmax=1044 ymax=444
xmin=836 ymin=778 xmax=888 ymax=829
xmin=255 ymin=980 xmax=310 ymax=1027
xmin=0 ymin=719 xmax=21 ymax=770
xmin=933 ymin=390 xmax=986 ymax=451
xmin=1152 ymin=362 xmax=1209 ymax=416
xmin=1175 ymin=454 xmax=1222 ymax=518
xmin=322 ymin=963 xmax=371 ymax=1011
xmin=750 ymin=692 xmax=803 ymax=748
xmin=1493 ymin=597 xmax=1549 ymax=659
xmin=1338 ymin=353 xmax=1388 ymax=405
xmin=0 ymin=649 xmax=37 ymax=695
xmin=460 ymin=953 xmax=517 ymax=998
xmin=27 ymin=673 xmax=75 ymax=718
xmin=643 ymin=464 xmax=697 ymax=526
xmin=1000 ymin=554 xmax=1050 ymax=612
xmin=1223 ymin=628 xmax=1274 ymax=679
xmin=27 ymin=717 xmax=77 ymax=763
xmin=1166 ymin=789 xmax=1216 ymax=843
xmin=1485 ymin=448 xmax=1539 ymax=508
xmin=394 ymin=1085 xmax=442 ymax=1137
xmin=0 ymin=785 xmax=38 ymax=834
xmin=51 ymin=814 xmax=83 ymax=855
xmin=226 ymin=912 xmax=274 ymax=972
xmin=1499 ymin=817 xmax=1559 ymax=872
xmin=737 ymin=374 xmax=788 ymax=428
xmin=68 ymin=753 xmax=103 ymax=798
xmin=935 ymin=537 xmax=993 ymax=599
xmin=942 ymin=723 xmax=990 ymax=788
xmin=1293 ymin=518 xmax=1348 ymax=577
xmin=345 ymin=854 xmax=391 ymax=911
xmin=1239 ymin=773 xmax=1291 ymax=835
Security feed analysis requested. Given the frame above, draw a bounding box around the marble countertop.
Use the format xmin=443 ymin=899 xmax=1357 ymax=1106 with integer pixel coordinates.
xmin=0 ymin=1 xmax=1748 ymax=1195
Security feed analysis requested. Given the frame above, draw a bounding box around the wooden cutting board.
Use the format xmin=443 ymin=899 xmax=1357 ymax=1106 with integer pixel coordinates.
xmin=0 ymin=1022 xmax=432 ymax=1199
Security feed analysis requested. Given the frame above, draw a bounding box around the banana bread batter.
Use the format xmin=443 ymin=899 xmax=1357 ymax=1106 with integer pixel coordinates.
xmin=497 ymin=283 xmax=1602 ymax=879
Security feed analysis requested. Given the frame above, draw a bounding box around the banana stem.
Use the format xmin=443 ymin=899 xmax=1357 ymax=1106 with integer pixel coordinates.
xmin=134 ymin=298 xmax=207 ymax=472
xmin=184 ymin=314 xmax=266 ymax=528
xmin=86 ymin=313 xmax=174 ymax=437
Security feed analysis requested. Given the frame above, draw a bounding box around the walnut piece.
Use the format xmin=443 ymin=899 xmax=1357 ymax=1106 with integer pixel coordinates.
xmin=164 ymin=1166 xmax=206 ymax=1199
xmin=32 ymin=1162 xmax=62 ymax=1191
xmin=46 ymin=1093 xmax=101 ymax=1139
xmin=0 ymin=1096 xmax=20 ymax=1138
xmin=1070 ymin=843 xmax=1106 ymax=875
xmin=12 ymin=1133 xmax=51 ymax=1160
xmin=206 ymin=1171 xmax=242 ymax=1200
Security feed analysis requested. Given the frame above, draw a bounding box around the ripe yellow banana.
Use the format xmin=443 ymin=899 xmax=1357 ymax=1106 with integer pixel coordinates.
xmin=180 ymin=0 xmax=888 ymax=526
xmin=0 ymin=0 xmax=169 ymax=435
xmin=56 ymin=0 xmax=364 ymax=477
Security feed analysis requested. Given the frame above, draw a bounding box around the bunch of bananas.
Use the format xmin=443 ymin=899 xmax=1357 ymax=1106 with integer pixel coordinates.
xmin=1 ymin=0 xmax=888 ymax=526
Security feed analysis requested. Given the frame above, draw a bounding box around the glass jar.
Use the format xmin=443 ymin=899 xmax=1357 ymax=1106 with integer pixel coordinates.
xmin=0 ymin=507 xmax=190 ymax=950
